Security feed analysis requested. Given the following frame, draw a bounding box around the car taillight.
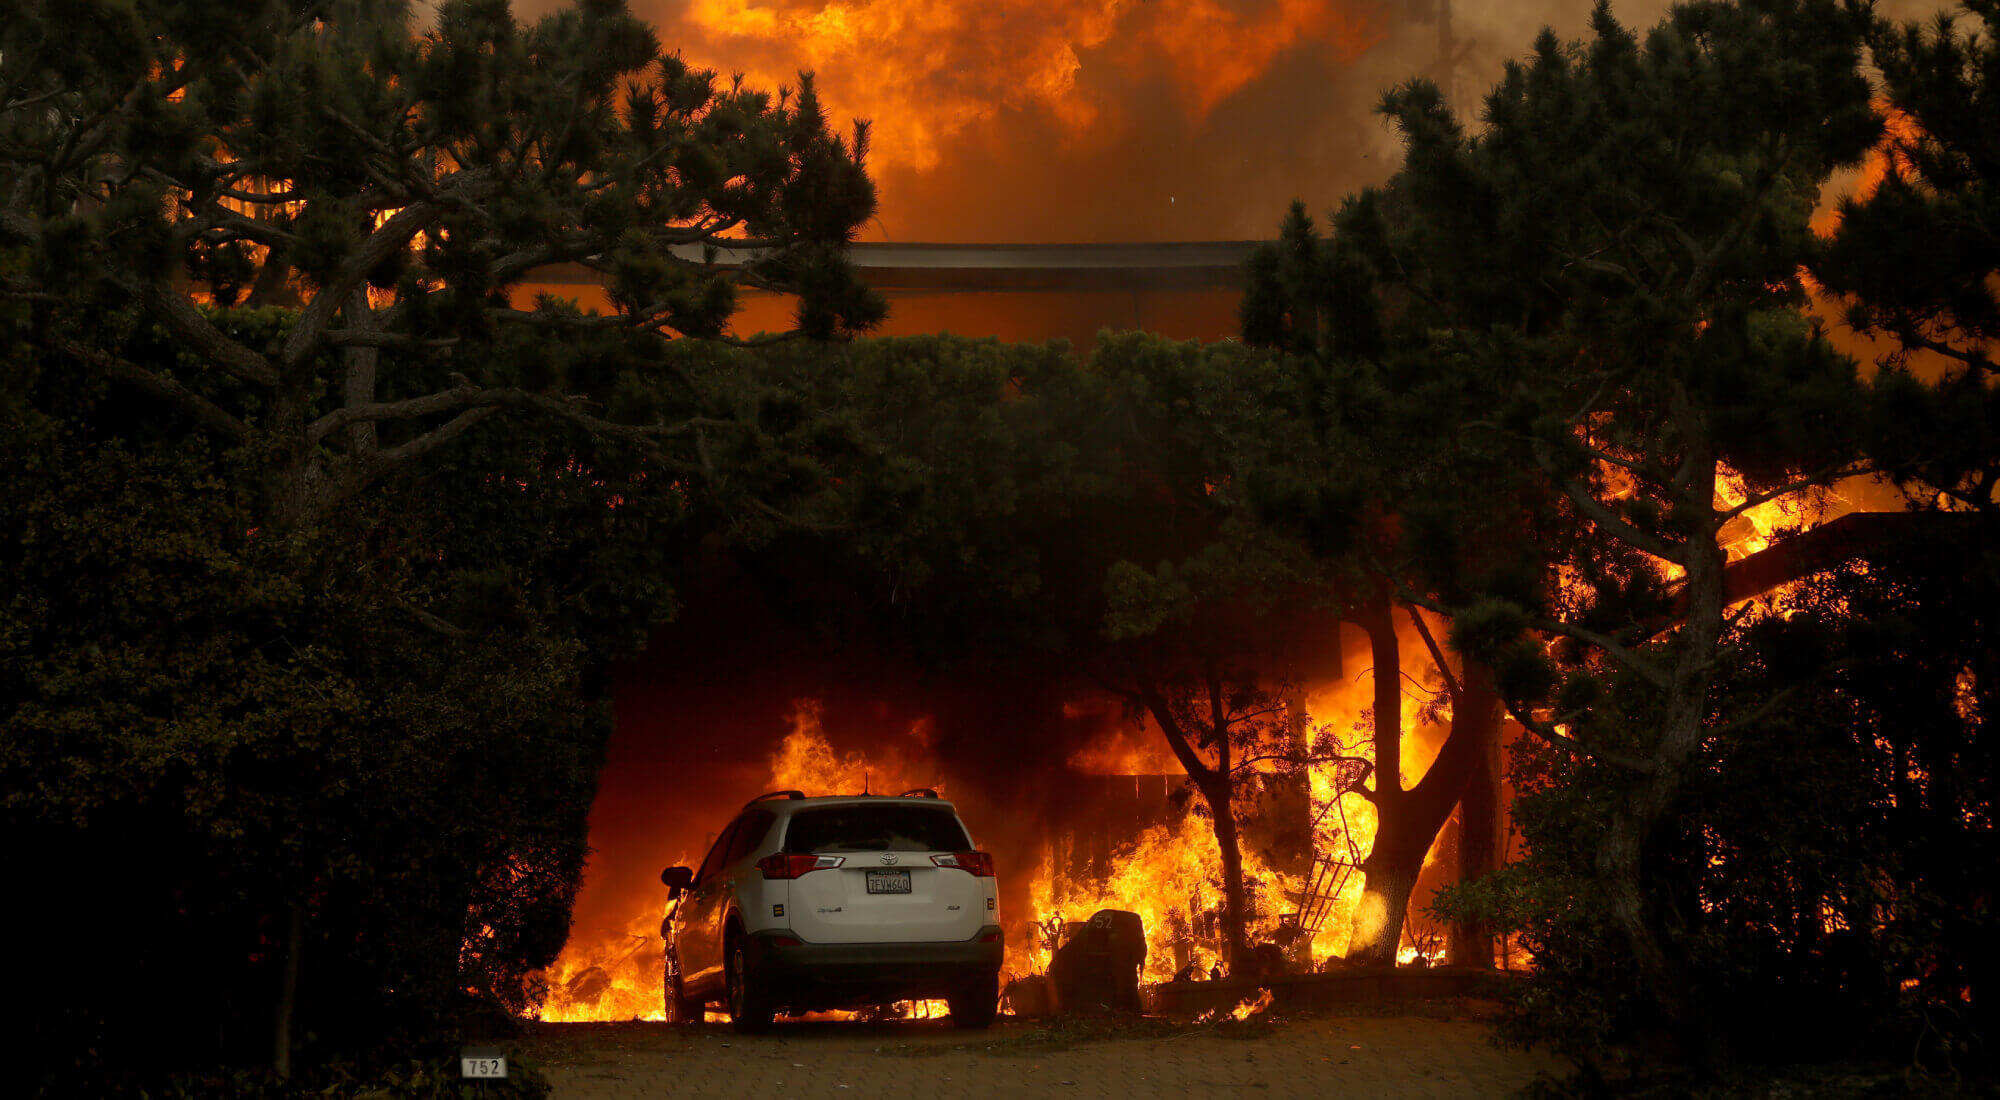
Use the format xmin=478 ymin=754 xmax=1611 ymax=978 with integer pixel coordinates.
xmin=757 ymin=853 xmax=845 ymax=879
xmin=931 ymin=851 xmax=995 ymax=877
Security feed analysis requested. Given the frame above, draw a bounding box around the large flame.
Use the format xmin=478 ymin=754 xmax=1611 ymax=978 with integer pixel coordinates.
xmin=1029 ymin=620 xmax=1456 ymax=982
xmin=1029 ymin=812 xmax=1288 ymax=981
xmin=535 ymin=617 xmax=1466 ymax=1022
xmin=533 ymin=701 xmax=944 ymax=1022
xmin=535 ymin=903 xmax=680 ymax=1022
xmin=650 ymin=0 xmax=1379 ymax=176
xmin=768 ymin=699 xmax=937 ymax=796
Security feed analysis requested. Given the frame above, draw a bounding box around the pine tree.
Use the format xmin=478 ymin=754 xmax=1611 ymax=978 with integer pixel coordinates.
xmin=1816 ymin=0 xmax=1999 ymax=511
xmin=0 ymin=0 xmax=884 ymax=532
xmin=1252 ymin=0 xmax=1883 ymax=1057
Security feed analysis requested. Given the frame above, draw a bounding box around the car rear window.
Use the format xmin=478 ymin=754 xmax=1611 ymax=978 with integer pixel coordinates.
xmin=783 ymin=804 xmax=972 ymax=854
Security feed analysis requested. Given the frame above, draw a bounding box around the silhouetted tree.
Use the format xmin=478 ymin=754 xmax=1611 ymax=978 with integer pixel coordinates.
xmin=1252 ymin=0 xmax=1882 ymax=1061
xmin=0 ymin=0 xmax=876 ymax=1085
xmin=1816 ymin=0 xmax=1999 ymax=512
xmin=0 ymin=0 xmax=881 ymax=532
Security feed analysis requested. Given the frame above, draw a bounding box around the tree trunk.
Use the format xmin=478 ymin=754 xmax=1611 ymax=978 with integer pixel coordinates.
xmin=1347 ymin=598 xmax=1408 ymax=964
xmin=1597 ymin=696 xmax=1715 ymax=1060
xmin=342 ymin=287 xmax=379 ymax=456
xmin=1449 ymin=664 xmax=1503 ymax=968
xmin=1595 ymin=442 xmax=1728 ymax=1065
xmin=1348 ymin=603 xmax=1496 ymax=966
xmin=1351 ymin=858 xmax=1420 ymax=966
xmin=273 ymin=904 xmax=303 ymax=1080
xmin=1202 ymin=776 xmax=1254 ymax=975
xmin=1134 ymin=679 xmax=1255 ymax=978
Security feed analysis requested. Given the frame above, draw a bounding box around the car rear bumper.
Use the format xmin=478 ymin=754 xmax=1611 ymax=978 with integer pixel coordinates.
xmin=745 ymin=927 xmax=1003 ymax=1007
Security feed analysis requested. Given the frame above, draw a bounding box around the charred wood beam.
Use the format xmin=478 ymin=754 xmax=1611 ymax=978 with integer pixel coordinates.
xmin=1665 ymin=510 xmax=1989 ymax=628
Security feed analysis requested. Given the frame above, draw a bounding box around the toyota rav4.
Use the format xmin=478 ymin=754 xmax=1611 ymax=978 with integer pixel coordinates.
xmin=659 ymin=790 xmax=1004 ymax=1031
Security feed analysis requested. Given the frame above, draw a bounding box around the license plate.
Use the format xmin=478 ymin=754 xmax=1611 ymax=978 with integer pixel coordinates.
xmin=866 ymin=869 xmax=911 ymax=894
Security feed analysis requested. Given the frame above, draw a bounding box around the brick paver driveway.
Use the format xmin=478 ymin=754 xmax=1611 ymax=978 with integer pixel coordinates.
xmin=516 ymin=1010 xmax=1564 ymax=1098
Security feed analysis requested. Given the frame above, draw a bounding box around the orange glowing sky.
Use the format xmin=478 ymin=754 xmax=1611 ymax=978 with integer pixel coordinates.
xmin=511 ymin=0 xmax=1957 ymax=242
xmin=507 ymin=0 xmax=1631 ymax=241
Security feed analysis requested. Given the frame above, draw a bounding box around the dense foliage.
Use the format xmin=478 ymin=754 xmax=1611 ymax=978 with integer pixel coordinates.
xmin=1 ymin=0 xmax=877 ymax=1087
xmin=1441 ymin=530 xmax=1997 ymax=1081
xmin=1 ymin=307 xmax=705 ymax=1084
xmin=1246 ymin=0 xmax=1994 ymax=1079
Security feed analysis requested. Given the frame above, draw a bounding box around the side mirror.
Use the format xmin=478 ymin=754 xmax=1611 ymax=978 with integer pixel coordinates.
xmin=661 ymin=865 xmax=693 ymax=897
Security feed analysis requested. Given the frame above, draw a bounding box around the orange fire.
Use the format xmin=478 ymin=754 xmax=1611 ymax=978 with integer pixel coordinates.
xmin=1031 ymin=624 xmax=1455 ymax=980
xmin=535 ymin=903 xmax=684 ymax=1023
xmin=1231 ymin=987 xmax=1276 ymax=1020
xmin=532 ymin=701 xmax=945 ymax=1022
xmin=651 ymin=0 xmax=1379 ymax=177
xmin=535 ymin=621 xmax=1466 ymax=1023
xmin=1030 ymin=812 xmax=1292 ymax=981
xmin=567 ymin=0 xmax=1395 ymax=240
xmin=1065 ymin=718 xmax=1178 ymax=775
xmin=1714 ymin=466 xmax=1852 ymax=567
xmin=768 ymin=700 xmax=938 ymax=796
xmin=1810 ymin=102 xmax=1925 ymax=240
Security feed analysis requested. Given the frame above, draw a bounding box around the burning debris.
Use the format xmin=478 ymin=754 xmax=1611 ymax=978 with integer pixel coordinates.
xmin=536 ymin=907 xmax=675 ymax=1023
xmin=1230 ymin=989 xmax=1278 ymax=1021
xmin=1029 ymin=789 xmax=1311 ymax=983
xmin=1048 ymin=909 xmax=1148 ymax=1014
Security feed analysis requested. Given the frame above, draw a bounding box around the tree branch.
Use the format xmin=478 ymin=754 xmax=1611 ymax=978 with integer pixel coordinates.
xmin=320 ymin=328 xmax=460 ymax=350
xmin=136 ymin=283 xmax=279 ymax=388
xmin=1719 ymin=463 xmax=1870 ymax=519
xmin=1403 ymin=603 xmax=1464 ymax=702
xmin=1534 ymin=445 xmax=1687 ymax=562
xmin=1499 ymin=697 xmax=1654 ymax=774
xmin=278 ymin=201 xmax=439 ymax=370
xmin=365 ymin=405 xmax=499 ymax=467
xmin=1528 ymin=611 xmax=1674 ymax=689
xmin=1132 ymin=676 xmax=1221 ymax=785
xmin=308 ymin=376 xmax=746 ymax=453
xmin=56 ymin=337 xmax=251 ymax=442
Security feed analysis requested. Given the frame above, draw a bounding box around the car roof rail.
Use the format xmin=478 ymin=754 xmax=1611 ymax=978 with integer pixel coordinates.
xmin=746 ymin=790 xmax=805 ymax=808
xmin=897 ymin=787 xmax=940 ymax=799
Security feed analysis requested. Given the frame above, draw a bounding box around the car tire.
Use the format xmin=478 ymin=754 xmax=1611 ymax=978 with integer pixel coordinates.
xmin=726 ymin=939 xmax=775 ymax=1034
xmin=663 ymin=947 xmax=696 ymax=1024
xmin=948 ymin=974 xmax=999 ymax=1029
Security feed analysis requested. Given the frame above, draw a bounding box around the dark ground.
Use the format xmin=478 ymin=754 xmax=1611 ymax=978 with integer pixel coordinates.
xmin=512 ymin=1005 xmax=1565 ymax=1097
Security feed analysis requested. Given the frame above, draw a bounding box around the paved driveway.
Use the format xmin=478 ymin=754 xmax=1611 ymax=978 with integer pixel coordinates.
xmin=517 ymin=1011 xmax=1564 ymax=1098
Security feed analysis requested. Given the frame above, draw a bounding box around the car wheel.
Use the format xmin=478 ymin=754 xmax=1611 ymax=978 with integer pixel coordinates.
xmin=663 ymin=947 xmax=695 ymax=1024
xmin=726 ymin=941 xmax=774 ymax=1033
xmin=948 ymin=974 xmax=998 ymax=1029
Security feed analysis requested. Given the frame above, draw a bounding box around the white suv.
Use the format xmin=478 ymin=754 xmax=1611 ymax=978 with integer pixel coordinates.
xmin=659 ymin=790 xmax=1003 ymax=1031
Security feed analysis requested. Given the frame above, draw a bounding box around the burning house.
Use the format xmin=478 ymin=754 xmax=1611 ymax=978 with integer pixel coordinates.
xmin=535 ymin=513 xmax=1492 ymax=1022
xmin=514 ymin=0 xmax=1533 ymax=1020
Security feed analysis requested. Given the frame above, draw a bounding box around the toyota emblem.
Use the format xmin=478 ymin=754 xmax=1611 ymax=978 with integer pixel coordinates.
xmin=879 ymin=853 xmax=899 ymax=865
